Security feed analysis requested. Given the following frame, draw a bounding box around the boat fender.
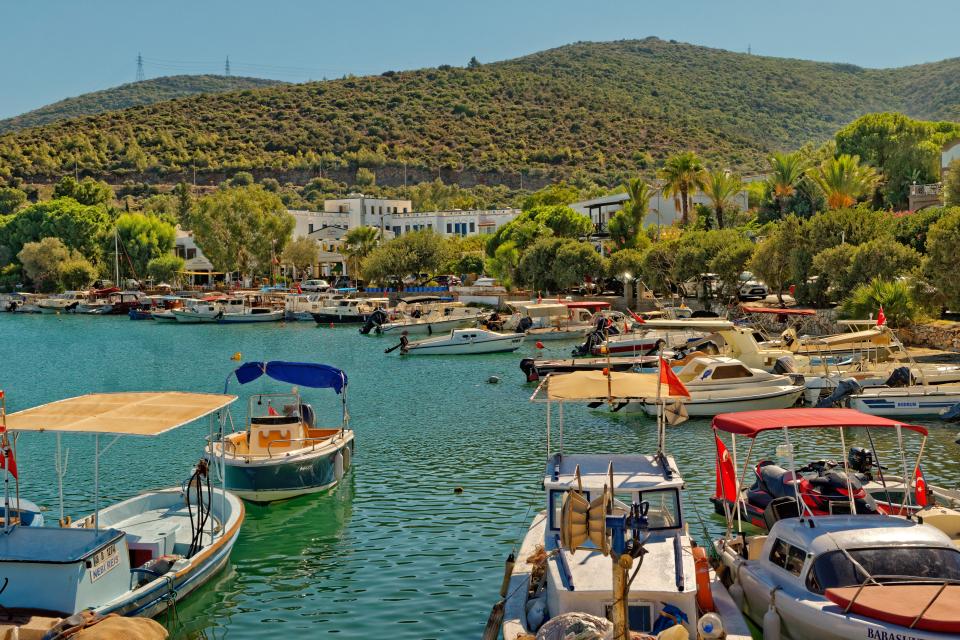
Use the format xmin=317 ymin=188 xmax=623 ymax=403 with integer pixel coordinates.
xmin=692 ymin=546 xmax=715 ymax=612
xmin=341 ymin=445 xmax=351 ymax=472
xmin=729 ymin=564 xmax=745 ymax=611
xmin=333 ymin=451 xmax=344 ymax=481
xmin=763 ymin=589 xmax=781 ymax=640
xmin=525 ymin=595 xmax=547 ymax=631
xmin=499 ymin=552 xmax=515 ymax=597
xmin=481 ymin=600 xmax=504 ymax=640
xmin=698 ymin=612 xmax=724 ymax=640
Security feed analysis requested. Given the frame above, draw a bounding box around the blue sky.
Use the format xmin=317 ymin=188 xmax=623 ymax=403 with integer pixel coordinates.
xmin=2 ymin=0 xmax=958 ymax=120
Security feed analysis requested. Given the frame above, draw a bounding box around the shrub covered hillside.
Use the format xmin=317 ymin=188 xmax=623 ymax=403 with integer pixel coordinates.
xmin=1 ymin=38 xmax=959 ymax=186
xmin=0 ymin=75 xmax=283 ymax=134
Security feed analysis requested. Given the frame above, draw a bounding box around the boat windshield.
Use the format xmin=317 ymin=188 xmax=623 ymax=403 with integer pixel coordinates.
xmin=806 ymin=547 xmax=960 ymax=594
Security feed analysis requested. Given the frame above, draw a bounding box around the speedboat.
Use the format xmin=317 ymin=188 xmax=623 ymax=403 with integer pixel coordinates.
xmin=80 ymin=291 xmax=143 ymax=315
xmin=847 ymin=383 xmax=960 ymax=417
xmin=636 ymin=384 xmax=804 ymax=417
xmin=1 ymin=391 xmax=244 ymax=633
xmin=37 ymin=291 xmax=89 ymax=313
xmin=716 ymin=515 xmax=960 ymax=639
xmin=397 ymin=328 xmax=524 ymax=355
xmin=573 ymin=318 xmax=707 ymax=357
xmin=206 ymin=361 xmax=354 ymax=503
xmin=10 ymin=293 xmax=44 ymax=313
xmin=312 ymin=298 xmax=389 ymax=324
xmin=498 ymin=372 xmax=751 ymax=639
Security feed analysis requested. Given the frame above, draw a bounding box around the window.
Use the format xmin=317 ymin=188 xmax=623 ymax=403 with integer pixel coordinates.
xmin=469 ymin=222 xmax=476 ymax=233
xmin=186 ymin=248 xmax=197 ymax=259
xmin=427 ymin=223 xmax=432 ymax=230
xmin=805 ymin=547 xmax=960 ymax=594
xmin=769 ymin=539 xmax=807 ymax=576
xmin=308 ymin=223 xmax=314 ymax=233
xmin=637 ymin=489 xmax=682 ymax=530
xmin=549 ymin=489 xmax=590 ymax=530
xmin=175 ymin=246 xmax=185 ymax=258
xmin=405 ymin=225 xmax=410 ymax=232
xmin=403 ymin=207 xmax=408 ymax=213
xmin=446 ymin=223 xmax=452 ymax=233
xmin=392 ymin=226 xmax=401 ymax=236
xmin=605 ymin=603 xmax=653 ymax=633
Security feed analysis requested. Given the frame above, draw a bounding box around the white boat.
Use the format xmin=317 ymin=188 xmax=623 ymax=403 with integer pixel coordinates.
xmin=368 ymin=297 xmax=485 ymax=336
xmin=1 ymin=391 xmax=244 ymax=633
xmin=504 ymin=302 xmax=594 ymax=342
xmin=284 ymin=292 xmax=337 ymax=321
xmin=636 ymin=384 xmax=804 ymax=417
xmin=312 ymin=297 xmax=389 ymax=324
xmin=173 ymin=295 xmax=283 ymax=324
xmin=206 ymin=361 xmax=354 ymax=502
xmin=500 ymin=373 xmax=751 ymax=639
xmin=37 ymin=291 xmax=89 ymax=313
xmin=399 ymin=328 xmax=525 ymax=355
xmin=848 ymin=384 xmax=960 ymax=416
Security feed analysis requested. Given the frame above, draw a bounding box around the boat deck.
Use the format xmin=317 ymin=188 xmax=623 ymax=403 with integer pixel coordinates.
xmin=112 ymin=504 xmax=219 ymax=556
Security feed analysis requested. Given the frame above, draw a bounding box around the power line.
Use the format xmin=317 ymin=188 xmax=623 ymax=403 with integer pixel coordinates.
xmin=136 ymin=52 xmax=145 ymax=82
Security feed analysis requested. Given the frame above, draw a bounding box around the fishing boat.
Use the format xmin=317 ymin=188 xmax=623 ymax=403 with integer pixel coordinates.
xmin=842 ymin=383 xmax=960 ymax=417
xmin=214 ymin=295 xmax=284 ymax=323
xmin=205 ymin=361 xmax=354 ymax=503
xmin=573 ymin=319 xmax=707 ymax=357
xmin=519 ymin=355 xmax=658 ymax=382
xmin=396 ymin=328 xmax=525 ymax=355
xmin=5 ymin=293 xmax=43 ymax=313
xmin=74 ymin=287 xmax=120 ymax=314
xmin=311 ymin=298 xmax=389 ymax=324
xmin=37 ymin=291 xmax=89 ymax=313
xmin=366 ymin=297 xmax=485 ymax=336
xmin=80 ymin=291 xmax=143 ymax=315
xmin=496 ymin=372 xmax=751 ymax=639
xmin=283 ymin=292 xmax=338 ymax=321
xmin=146 ymin=295 xmax=187 ymax=321
xmin=0 ymin=391 xmax=244 ymax=633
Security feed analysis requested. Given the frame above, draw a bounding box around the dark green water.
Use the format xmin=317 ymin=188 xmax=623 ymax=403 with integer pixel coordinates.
xmin=0 ymin=314 xmax=956 ymax=638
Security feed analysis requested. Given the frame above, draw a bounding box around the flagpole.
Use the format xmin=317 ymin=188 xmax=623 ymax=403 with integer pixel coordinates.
xmin=656 ymin=347 xmax=664 ymax=455
xmin=2 ymin=392 xmax=8 ymax=533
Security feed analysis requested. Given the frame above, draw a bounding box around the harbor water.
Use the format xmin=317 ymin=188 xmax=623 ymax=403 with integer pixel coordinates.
xmin=1 ymin=314 xmax=957 ymax=638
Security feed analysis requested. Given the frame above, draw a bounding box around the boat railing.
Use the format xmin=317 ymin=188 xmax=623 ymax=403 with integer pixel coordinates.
xmin=841 ymin=575 xmax=960 ymax=626
xmin=266 ymin=434 xmax=340 ymax=458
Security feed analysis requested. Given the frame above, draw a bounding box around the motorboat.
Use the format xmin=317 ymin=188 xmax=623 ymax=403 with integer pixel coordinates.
xmin=519 ymin=355 xmax=658 ymax=382
xmin=716 ymin=515 xmax=960 ymax=639
xmin=635 ymin=384 xmax=804 ymax=417
xmin=573 ymin=318 xmax=707 ymax=357
xmin=79 ymin=291 xmax=143 ymax=315
xmin=674 ymin=356 xmax=800 ymax=391
xmin=397 ymin=328 xmax=524 ymax=355
xmin=364 ymin=297 xmax=485 ymax=336
xmin=312 ymin=297 xmax=390 ymax=324
xmin=37 ymin=291 xmax=89 ymax=313
xmin=283 ymin=292 xmax=338 ymax=321
xmin=74 ymin=287 xmax=121 ymax=314
xmin=4 ymin=293 xmax=43 ymax=313
xmin=206 ymin=361 xmax=354 ymax=503
xmin=498 ymin=370 xmax=751 ymax=639
xmin=708 ymin=409 xmax=935 ymax=530
xmin=0 ymin=391 xmax=244 ymax=633
xmin=214 ymin=295 xmax=284 ymax=323
xmin=128 ymin=295 xmax=185 ymax=320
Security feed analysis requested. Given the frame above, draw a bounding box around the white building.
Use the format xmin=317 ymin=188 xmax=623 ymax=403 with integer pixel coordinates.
xmin=571 ymin=186 xmax=750 ymax=233
xmin=174 ymin=227 xmax=216 ymax=284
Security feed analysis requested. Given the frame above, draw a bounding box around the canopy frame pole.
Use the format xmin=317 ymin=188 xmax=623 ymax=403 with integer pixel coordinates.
xmin=546 ymin=400 xmax=551 ymax=460
xmin=1 ymin=394 xmax=8 ymax=535
xmin=896 ymin=425 xmax=911 ymax=510
xmin=558 ymin=401 xmax=564 ymax=456
xmin=55 ymin=432 xmax=69 ymax=526
xmin=94 ymin=433 xmax=100 ymax=531
xmin=783 ymin=426 xmax=811 ymax=520
xmin=838 ymin=427 xmax=856 ymax=515
xmin=731 ymin=434 xmax=740 ymax=533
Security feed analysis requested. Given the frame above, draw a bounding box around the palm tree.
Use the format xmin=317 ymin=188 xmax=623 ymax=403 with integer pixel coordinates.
xmin=767 ymin=151 xmax=809 ymax=216
xmin=609 ymin=178 xmax=654 ymax=249
xmin=659 ymin=151 xmax=706 ymax=225
xmin=340 ymin=225 xmax=380 ymax=280
xmin=808 ymin=154 xmax=880 ymax=210
xmin=701 ymin=169 xmax=743 ymax=229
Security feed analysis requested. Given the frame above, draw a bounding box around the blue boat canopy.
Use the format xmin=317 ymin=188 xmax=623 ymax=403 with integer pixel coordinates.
xmin=232 ymin=361 xmax=348 ymax=393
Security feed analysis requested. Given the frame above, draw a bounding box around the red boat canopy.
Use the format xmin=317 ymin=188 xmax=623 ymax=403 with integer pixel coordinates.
xmin=563 ymin=301 xmax=611 ymax=310
xmin=712 ymin=408 xmax=927 ymax=437
xmin=740 ymin=305 xmax=816 ymax=316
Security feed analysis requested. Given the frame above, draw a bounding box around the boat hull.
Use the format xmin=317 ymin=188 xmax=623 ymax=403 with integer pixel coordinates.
xmin=216 ymin=311 xmax=284 ymax=323
xmin=311 ymin=312 xmax=370 ymax=324
xmin=377 ymin=316 xmax=475 ymax=335
xmin=216 ymin=435 xmax=354 ymax=503
xmin=404 ymin=335 xmax=525 ymax=355
xmin=637 ymin=386 xmax=804 ymax=417
xmin=850 ymin=387 xmax=960 ymax=416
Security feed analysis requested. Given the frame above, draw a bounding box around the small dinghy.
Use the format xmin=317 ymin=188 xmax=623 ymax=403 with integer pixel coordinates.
xmin=396 ymin=328 xmax=525 ymax=355
xmin=207 ymin=361 xmax=355 ymax=503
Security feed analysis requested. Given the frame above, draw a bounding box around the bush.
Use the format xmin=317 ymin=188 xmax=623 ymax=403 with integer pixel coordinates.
xmin=840 ymin=278 xmax=920 ymax=327
xmin=146 ymin=254 xmax=185 ymax=283
xmin=59 ymin=257 xmax=97 ymax=290
xmin=924 ymin=208 xmax=960 ymax=310
xmin=229 ymin=171 xmax=255 ymax=187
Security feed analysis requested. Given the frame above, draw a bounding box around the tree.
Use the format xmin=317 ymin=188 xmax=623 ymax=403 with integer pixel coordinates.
xmin=608 ymin=178 xmax=653 ymax=250
xmin=18 ymin=237 xmax=71 ymax=291
xmin=641 ymin=239 xmax=681 ymax=294
xmin=553 ymin=241 xmax=605 ymax=290
xmin=808 ymin=154 xmax=879 ymax=210
xmin=522 ymin=183 xmax=581 ymax=210
xmin=59 ymin=256 xmax=98 ymax=290
xmin=282 ymin=237 xmax=320 ymax=276
xmin=893 ymin=207 xmax=950 ymax=253
xmin=659 ymin=151 xmax=706 ymax=225
xmin=710 ymin=238 xmax=755 ymax=299
xmin=229 ymin=171 xmax=254 ymax=187
xmin=361 ymin=230 xmax=446 ymax=284
xmin=607 ymin=249 xmax=647 ymax=281
xmin=924 ymin=208 xmax=960 ymax=310
xmin=811 ymin=244 xmax=856 ymax=302
xmin=0 ymin=198 xmax=110 ymax=265
xmin=355 ymin=167 xmax=376 ymax=187
xmin=701 ymin=170 xmax=743 ymax=229
xmin=486 ymin=242 xmax=520 ymax=289
xmin=846 ymin=238 xmax=921 ymax=289
xmin=467 ymin=56 xmax=481 ymax=69
xmin=517 ymin=237 xmax=562 ymax=292
xmin=190 ymin=185 xmax=294 ymax=277
xmin=0 ymin=187 xmax=26 ymax=215
xmin=115 ymin=213 xmax=177 ymax=278
xmin=341 ymin=226 xmax=381 ymax=278
xmin=52 ymin=176 xmax=113 ymax=206
xmin=173 ymin=182 xmax=193 ymax=225
xmin=529 ymin=205 xmax=592 ymax=238
xmin=946 ymin=159 xmax=960 ymax=207
xmin=767 ymin=151 xmax=809 ymax=217
xmin=750 ymin=215 xmax=803 ymax=305
xmin=146 ymin=254 xmax=185 ymax=283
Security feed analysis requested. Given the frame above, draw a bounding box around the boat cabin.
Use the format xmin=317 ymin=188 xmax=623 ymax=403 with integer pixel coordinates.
xmin=221 ymin=391 xmax=343 ymax=458
xmin=675 ymin=356 xmax=760 ymax=384
xmin=542 ymin=453 xmax=696 ymax=637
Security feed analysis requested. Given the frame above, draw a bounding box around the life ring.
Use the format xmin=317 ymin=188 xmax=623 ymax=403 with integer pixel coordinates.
xmin=693 ymin=546 xmax=716 ymax=612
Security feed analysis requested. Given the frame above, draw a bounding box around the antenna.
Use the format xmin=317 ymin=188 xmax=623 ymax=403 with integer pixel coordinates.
xmin=136 ymin=52 xmax=145 ymax=82
xmin=225 ymin=55 xmax=231 ymax=76
xmin=747 ymin=44 xmax=752 ymax=55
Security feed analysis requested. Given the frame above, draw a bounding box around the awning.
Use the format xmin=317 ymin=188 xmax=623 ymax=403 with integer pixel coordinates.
xmin=639 ymin=319 xmax=735 ymax=331
xmin=5 ymin=392 xmax=237 ymax=436
xmin=232 ymin=361 xmax=348 ymax=394
xmin=741 ymin=305 xmax=816 ymax=316
xmin=544 ymin=370 xmax=684 ymax=401
xmin=563 ymin=301 xmax=611 ymax=310
xmin=805 ymin=329 xmax=890 ymax=347
xmin=522 ymin=303 xmax=568 ymax=318
xmin=712 ymin=408 xmax=927 ymax=437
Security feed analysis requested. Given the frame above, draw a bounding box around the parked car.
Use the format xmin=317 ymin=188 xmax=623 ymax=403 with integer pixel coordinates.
xmin=301 ymin=279 xmax=330 ymax=292
xmin=680 ymin=273 xmax=720 ymax=298
xmin=738 ymin=272 xmax=768 ymax=300
xmin=431 ymin=274 xmax=462 ymax=287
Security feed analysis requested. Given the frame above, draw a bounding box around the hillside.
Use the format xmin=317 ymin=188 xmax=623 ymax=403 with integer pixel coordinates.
xmin=1 ymin=39 xmax=959 ymax=188
xmin=0 ymin=75 xmax=283 ymax=133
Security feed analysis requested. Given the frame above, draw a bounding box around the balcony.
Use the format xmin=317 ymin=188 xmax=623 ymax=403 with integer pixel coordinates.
xmin=909 ymin=183 xmax=943 ymax=196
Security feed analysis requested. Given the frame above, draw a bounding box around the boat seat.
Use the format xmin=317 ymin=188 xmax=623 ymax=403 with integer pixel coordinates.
xmin=125 ymin=520 xmax=181 ymax=566
xmin=759 ymin=464 xmax=797 ymax=499
xmin=256 ymin=428 xmax=293 ymax=450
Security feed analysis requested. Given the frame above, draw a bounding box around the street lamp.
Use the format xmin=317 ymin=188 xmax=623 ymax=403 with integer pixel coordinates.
xmin=622 ymin=271 xmax=635 ymax=311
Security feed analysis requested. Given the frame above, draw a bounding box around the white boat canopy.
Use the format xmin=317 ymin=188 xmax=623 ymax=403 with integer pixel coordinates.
xmin=6 ymin=392 xmax=237 ymax=436
xmin=536 ymin=371 xmax=685 ymax=401
xmin=803 ymin=328 xmax=890 ymax=346
xmin=638 ymin=319 xmax=735 ymax=331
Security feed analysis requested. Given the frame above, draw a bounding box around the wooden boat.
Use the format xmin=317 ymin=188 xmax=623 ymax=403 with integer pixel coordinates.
xmin=311 ymin=298 xmax=390 ymax=324
xmin=0 ymin=391 xmax=244 ymax=634
xmin=37 ymin=291 xmax=89 ymax=313
xmin=398 ymin=328 xmax=524 ymax=355
xmin=206 ymin=361 xmax=354 ymax=503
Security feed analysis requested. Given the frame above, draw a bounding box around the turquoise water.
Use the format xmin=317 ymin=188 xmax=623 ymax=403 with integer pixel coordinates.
xmin=1 ymin=314 xmax=958 ymax=638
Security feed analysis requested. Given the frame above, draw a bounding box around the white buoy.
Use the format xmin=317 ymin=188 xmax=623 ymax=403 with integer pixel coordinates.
xmin=730 ymin=581 xmax=744 ymax=611
xmin=698 ymin=612 xmax=724 ymax=640
xmin=333 ymin=451 xmax=344 ymax=481
xmin=763 ymin=603 xmax=781 ymax=640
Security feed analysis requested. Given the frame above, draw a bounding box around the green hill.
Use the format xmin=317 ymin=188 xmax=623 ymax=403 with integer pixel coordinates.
xmin=0 ymin=75 xmax=283 ymax=133
xmin=1 ymin=39 xmax=958 ymax=187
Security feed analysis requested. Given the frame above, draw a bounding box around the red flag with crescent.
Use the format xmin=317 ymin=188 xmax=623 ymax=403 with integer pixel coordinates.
xmin=715 ymin=434 xmax=737 ymax=502
xmin=915 ymin=465 xmax=928 ymax=507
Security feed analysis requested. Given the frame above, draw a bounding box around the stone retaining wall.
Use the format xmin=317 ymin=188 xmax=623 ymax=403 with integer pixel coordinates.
xmin=898 ymin=321 xmax=960 ymax=351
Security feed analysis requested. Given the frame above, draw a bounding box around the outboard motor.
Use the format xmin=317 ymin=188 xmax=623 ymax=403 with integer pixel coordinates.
xmin=299 ymin=403 xmax=316 ymax=428
xmin=847 ymin=447 xmax=875 ymax=474
xmin=883 ymin=366 xmax=915 ymax=388
xmin=572 ymin=327 xmax=605 ymax=357
xmin=773 ymin=356 xmax=797 ymax=375
xmin=516 ymin=316 xmax=534 ymax=334
xmin=942 ymin=402 xmax=960 ymax=423
xmin=816 ymin=378 xmax=862 ymax=408
xmin=359 ymin=308 xmax=388 ymax=335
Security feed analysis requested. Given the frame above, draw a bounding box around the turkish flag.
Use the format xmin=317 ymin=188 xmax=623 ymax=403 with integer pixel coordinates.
xmin=715 ymin=434 xmax=737 ymax=502
xmin=659 ymin=357 xmax=691 ymax=398
xmin=628 ymin=309 xmax=646 ymax=324
xmin=0 ymin=433 xmax=17 ymax=480
xmin=267 ymin=406 xmax=279 ymax=417
xmin=876 ymin=305 xmax=886 ymax=327
xmin=915 ymin=465 xmax=928 ymax=507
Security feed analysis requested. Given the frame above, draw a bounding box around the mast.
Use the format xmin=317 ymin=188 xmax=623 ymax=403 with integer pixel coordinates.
xmin=114 ymin=228 xmax=120 ymax=286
